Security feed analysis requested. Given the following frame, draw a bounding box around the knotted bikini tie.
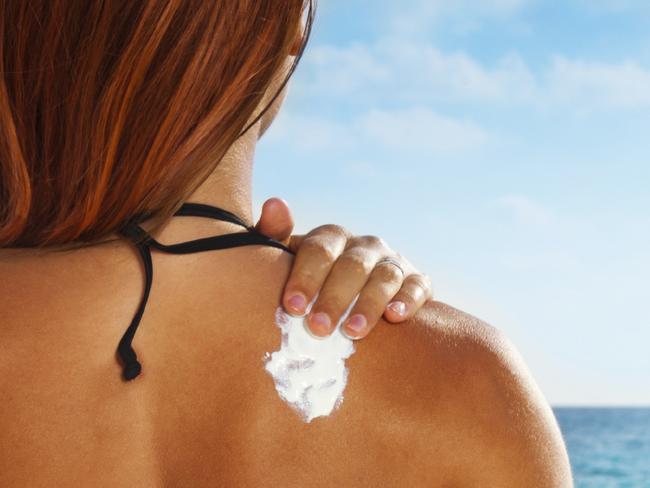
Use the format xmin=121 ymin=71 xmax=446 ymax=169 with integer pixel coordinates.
xmin=116 ymin=201 xmax=294 ymax=381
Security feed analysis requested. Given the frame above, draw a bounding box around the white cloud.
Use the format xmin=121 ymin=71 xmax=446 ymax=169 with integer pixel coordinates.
xmin=495 ymin=195 xmax=553 ymax=227
xmin=303 ymin=43 xmax=390 ymax=97
xmin=357 ymin=108 xmax=489 ymax=154
xmin=299 ymin=39 xmax=650 ymax=112
xmin=379 ymin=40 xmax=536 ymax=103
xmin=545 ymin=56 xmax=650 ymax=109
xmin=263 ymin=110 xmax=352 ymax=151
xmin=304 ymin=40 xmax=536 ymax=104
xmin=266 ymin=107 xmax=490 ymax=157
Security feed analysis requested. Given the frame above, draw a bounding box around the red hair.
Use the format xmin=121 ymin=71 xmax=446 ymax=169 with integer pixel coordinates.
xmin=0 ymin=0 xmax=314 ymax=248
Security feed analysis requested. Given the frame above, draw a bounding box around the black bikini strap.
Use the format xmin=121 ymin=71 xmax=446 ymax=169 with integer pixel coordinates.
xmin=147 ymin=231 xmax=292 ymax=254
xmin=172 ymin=202 xmax=252 ymax=229
xmin=116 ymin=202 xmax=294 ymax=381
xmin=116 ymin=240 xmax=152 ymax=380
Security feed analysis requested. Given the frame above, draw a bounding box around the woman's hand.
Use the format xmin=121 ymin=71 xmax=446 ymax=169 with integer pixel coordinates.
xmin=254 ymin=197 xmax=433 ymax=340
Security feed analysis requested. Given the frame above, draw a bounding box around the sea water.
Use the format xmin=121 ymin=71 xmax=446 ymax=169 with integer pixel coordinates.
xmin=554 ymin=407 xmax=650 ymax=487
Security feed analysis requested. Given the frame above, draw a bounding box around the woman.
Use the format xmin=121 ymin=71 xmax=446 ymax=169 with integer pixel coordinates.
xmin=0 ymin=1 xmax=573 ymax=486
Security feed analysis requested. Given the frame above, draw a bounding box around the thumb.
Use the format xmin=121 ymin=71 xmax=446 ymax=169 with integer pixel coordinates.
xmin=254 ymin=197 xmax=294 ymax=245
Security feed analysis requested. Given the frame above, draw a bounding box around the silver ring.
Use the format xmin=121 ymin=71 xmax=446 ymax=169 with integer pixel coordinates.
xmin=375 ymin=256 xmax=404 ymax=277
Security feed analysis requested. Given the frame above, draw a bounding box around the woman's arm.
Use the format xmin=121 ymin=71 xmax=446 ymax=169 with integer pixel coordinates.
xmin=254 ymin=197 xmax=433 ymax=339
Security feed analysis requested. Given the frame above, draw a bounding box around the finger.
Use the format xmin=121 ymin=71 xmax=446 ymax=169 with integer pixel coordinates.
xmin=282 ymin=225 xmax=349 ymax=317
xmin=339 ymin=260 xmax=405 ymax=340
xmin=383 ymin=273 xmax=433 ymax=323
xmin=285 ymin=233 xmax=307 ymax=254
xmin=254 ymin=197 xmax=294 ymax=245
xmin=306 ymin=247 xmax=381 ymax=337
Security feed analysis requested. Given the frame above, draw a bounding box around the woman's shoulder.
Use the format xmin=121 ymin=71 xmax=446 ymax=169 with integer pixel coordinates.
xmin=162 ymin=248 xmax=572 ymax=485
xmin=345 ymin=300 xmax=573 ymax=486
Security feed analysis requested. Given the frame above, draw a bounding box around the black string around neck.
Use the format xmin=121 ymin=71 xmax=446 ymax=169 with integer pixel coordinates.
xmin=116 ymin=202 xmax=295 ymax=381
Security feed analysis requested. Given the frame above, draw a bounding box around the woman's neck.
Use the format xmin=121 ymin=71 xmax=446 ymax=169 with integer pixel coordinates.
xmin=183 ymin=121 xmax=260 ymax=227
xmin=153 ymin=120 xmax=260 ymax=245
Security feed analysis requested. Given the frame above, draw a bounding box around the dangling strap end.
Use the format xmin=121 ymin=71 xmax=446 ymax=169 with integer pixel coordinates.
xmin=118 ymin=345 xmax=143 ymax=381
xmin=123 ymin=359 xmax=142 ymax=381
xmin=116 ymin=236 xmax=153 ymax=382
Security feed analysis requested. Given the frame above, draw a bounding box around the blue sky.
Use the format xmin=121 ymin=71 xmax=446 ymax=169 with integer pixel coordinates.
xmin=253 ymin=0 xmax=650 ymax=406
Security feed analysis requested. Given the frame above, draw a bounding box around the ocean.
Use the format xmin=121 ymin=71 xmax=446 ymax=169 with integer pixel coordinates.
xmin=554 ymin=408 xmax=650 ymax=487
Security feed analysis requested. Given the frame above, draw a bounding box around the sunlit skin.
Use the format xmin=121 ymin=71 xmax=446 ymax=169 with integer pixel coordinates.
xmin=0 ymin=12 xmax=573 ymax=488
xmin=253 ymin=196 xmax=433 ymax=340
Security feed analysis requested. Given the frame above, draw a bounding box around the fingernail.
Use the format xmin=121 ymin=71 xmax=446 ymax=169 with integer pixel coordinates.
xmin=287 ymin=293 xmax=307 ymax=314
xmin=309 ymin=312 xmax=331 ymax=332
xmin=387 ymin=301 xmax=406 ymax=316
xmin=346 ymin=314 xmax=367 ymax=333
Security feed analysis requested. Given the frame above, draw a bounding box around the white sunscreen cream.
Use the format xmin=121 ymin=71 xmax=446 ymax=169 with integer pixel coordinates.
xmin=263 ymin=295 xmax=358 ymax=423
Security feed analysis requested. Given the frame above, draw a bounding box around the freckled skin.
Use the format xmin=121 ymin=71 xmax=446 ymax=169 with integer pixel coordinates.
xmin=0 ymin=238 xmax=572 ymax=486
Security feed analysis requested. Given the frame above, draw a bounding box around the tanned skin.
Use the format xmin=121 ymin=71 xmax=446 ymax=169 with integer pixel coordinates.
xmin=0 ymin=237 xmax=571 ymax=486
xmin=0 ymin=32 xmax=572 ymax=486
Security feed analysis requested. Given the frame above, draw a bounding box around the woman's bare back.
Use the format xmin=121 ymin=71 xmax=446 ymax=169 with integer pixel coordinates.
xmin=0 ymin=222 xmax=571 ymax=487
